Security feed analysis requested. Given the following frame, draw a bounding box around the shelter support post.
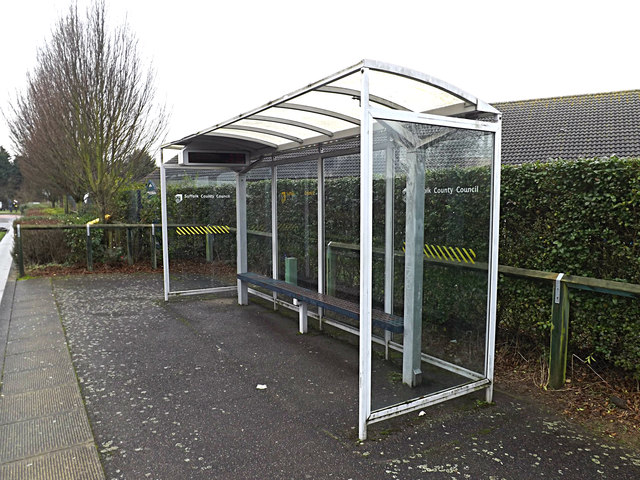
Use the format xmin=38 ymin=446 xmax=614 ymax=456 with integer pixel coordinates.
xmin=358 ymin=67 xmax=373 ymax=441
xmin=271 ymin=166 xmax=278 ymax=309
xmin=402 ymin=150 xmax=425 ymax=387
xmin=484 ymin=124 xmax=502 ymax=402
xmin=317 ymin=155 xmax=325 ymax=329
xmin=384 ymin=144 xmax=395 ymax=360
xmin=160 ymin=161 xmax=170 ymax=301
xmin=236 ymin=173 xmax=248 ymax=305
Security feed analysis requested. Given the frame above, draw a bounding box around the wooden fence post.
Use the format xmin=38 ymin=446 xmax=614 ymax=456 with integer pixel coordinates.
xmin=205 ymin=233 xmax=214 ymax=262
xmin=86 ymin=224 xmax=93 ymax=271
xmin=150 ymin=224 xmax=157 ymax=269
xmin=326 ymin=243 xmax=336 ymax=296
xmin=126 ymin=227 xmax=133 ymax=265
xmin=15 ymin=224 xmax=25 ymax=277
xmin=549 ymin=273 xmax=570 ymax=389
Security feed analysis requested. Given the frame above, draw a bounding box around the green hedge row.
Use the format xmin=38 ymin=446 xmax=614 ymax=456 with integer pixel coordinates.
xmin=499 ymin=157 xmax=640 ymax=375
xmin=18 ymin=156 xmax=640 ymax=377
xmin=139 ymin=158 xmax=640 ymax=377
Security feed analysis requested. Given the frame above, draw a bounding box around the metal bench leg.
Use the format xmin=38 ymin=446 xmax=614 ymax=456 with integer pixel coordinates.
xmin=237 ymin=279 xmax=248 ymax=305
xmin=384 ymin=330 xmax=391 ymax=360
xmin=298 ymin=301 xmax=308 ymax=334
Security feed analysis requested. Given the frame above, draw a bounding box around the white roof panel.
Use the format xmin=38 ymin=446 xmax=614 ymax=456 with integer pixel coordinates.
xmin=164 ymin=60 xmax=499 ymax=160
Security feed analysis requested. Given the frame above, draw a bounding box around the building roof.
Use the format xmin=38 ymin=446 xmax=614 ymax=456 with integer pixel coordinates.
xmin=493 ymin=90 xmax=640 ymax=164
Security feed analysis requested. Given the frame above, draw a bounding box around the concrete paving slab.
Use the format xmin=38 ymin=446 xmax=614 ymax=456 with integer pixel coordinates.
xmin=1 ymin=365 xmax=77 ymax=395
xmin=0 ymin=384 xmax=83 ymax=424
xmin=8 ymin=323 xmax=64 ymax=342
xmin=0 ymin=443 xmax=104 ymax=480
xmin=0 ymin=409 xmax=94 ymax=463
xmin=5 ymin=335 xmax=67 ymax=356
xmin=2 ymin=348 xmax=73 ymax=374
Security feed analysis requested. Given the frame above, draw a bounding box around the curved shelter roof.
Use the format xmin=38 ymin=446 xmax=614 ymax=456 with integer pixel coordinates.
xmin=163 ymin=59 xmax=500 ymax=164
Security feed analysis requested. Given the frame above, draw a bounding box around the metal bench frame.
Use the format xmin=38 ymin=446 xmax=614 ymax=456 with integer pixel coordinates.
xmin=237 ymin=272 xmax=403 ymax=354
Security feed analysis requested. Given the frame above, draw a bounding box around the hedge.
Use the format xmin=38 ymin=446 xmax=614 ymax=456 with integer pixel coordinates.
xmin=16 ymin=156 xmax=640 ymax=377
xmin=499 ymin=157 xmax=640 ymax=375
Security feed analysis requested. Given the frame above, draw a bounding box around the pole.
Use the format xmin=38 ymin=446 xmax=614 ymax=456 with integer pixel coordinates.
xmin=16 ymin=224 xmax=24 ymax=277
xmin=151 ymin=224 xmax=157 ymax=269
xmin=126 ymin=227 xmax=133 ymax=265
xmin=86 ymin=224 xmax=93 ymax=272
xmin=549 ymin=273 xmax=570 ymax=389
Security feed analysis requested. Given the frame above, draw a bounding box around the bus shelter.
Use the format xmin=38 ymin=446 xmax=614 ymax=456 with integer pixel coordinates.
xmin=160 ymin=60 xmax=502 ymax=440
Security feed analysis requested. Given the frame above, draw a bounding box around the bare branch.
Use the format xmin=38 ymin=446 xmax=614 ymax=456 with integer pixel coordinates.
xmin=7 ymin=0 xmax=167 ymax=214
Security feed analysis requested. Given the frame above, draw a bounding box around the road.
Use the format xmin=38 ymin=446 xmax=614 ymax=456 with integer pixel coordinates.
xmin=0 ymin=215 xmax=18 ymax=301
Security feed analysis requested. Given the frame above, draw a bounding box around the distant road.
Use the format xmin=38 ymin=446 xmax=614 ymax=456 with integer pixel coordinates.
xmin=0 ymin=215 xmax=18 ymax=302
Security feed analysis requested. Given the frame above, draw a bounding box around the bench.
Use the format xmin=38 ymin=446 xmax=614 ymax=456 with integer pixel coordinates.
xmin=237 ymin=272 xmax=403 ymax=356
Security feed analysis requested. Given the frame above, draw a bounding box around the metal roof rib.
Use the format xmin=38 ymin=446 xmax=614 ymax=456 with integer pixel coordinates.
xmin=316 ymin=86 xmax=410 ymax=111
xmin=202 ymin=132 xmax=279 ymax=149
xmin=219 ymin=125 xmax=303 ymax=144
xmin=250 ymin=115 xmax=334 ymax=137
xmin=275 ymin=103 xmax=360 ymax=125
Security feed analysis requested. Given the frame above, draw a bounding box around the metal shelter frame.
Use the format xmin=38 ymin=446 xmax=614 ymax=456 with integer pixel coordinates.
xmin=160 ymin=60 xmax=502 ymax=440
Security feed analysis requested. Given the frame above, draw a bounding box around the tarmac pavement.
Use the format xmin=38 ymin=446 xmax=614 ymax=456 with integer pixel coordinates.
xmin=1 ymin=267 xmax=640 ymax=479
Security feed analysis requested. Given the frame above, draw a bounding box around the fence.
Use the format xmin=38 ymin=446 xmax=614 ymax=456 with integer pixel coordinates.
xmin=13 ymin=223 xmax=161 ymax=276
xmin=326 ymin=242 xmax=640 ymax=390
xmin=12 ymin=227 xmax=639 ymax=388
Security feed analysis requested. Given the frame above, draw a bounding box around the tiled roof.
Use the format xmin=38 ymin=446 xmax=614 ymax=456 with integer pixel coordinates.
xmin=492 ymin=90 xmax=640 ymax=164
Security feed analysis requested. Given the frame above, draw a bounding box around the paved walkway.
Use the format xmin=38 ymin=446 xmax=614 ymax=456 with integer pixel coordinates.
xmin=0 ymin=226 xmax=104 ymax=479
xmin=1 ymin=264 xmax=640 ymax=478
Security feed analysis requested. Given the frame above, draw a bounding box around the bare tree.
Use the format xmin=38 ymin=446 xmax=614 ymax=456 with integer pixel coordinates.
xmin=8 ymin=0 xmax=166 ymax=216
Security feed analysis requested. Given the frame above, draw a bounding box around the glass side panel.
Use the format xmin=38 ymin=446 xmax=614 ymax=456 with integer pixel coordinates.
xmin=165 ymin=167 xmax=237 ymax=293
xmin=246 ymin=167 xmax=272 ymax=276
xmin=370 ymin=118 xmax=495 ymax=412
xmin=276 ymin=161 xmax=318 ymax=294
xmin=324 ymin=154 xmax=360 ymax=313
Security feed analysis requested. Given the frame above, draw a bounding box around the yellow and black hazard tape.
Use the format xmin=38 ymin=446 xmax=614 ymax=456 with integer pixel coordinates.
xmin=176 ymin=225 xmax=230 ymax=236
xmin=403 ymin=243 xmax=477 ymax=264
xmin=277 ymin=223 xmax=297 ymax=232
xmin=423 ymin=244 xmax=476 ymax=264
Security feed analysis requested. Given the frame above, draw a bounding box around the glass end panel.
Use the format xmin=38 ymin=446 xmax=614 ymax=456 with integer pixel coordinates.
xmin=370 ymin=118 xmax=495 ymax=412
xmin=166 ymin=168 xmax=237 ymax=292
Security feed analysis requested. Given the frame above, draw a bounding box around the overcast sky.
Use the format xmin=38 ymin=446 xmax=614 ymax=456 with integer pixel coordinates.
xmin=1 ymin=0 xmax=637 ymax=159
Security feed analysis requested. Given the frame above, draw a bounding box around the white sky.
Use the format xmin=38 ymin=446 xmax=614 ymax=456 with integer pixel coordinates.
xmin=1 ymin=0 xmax=638 ymax=159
